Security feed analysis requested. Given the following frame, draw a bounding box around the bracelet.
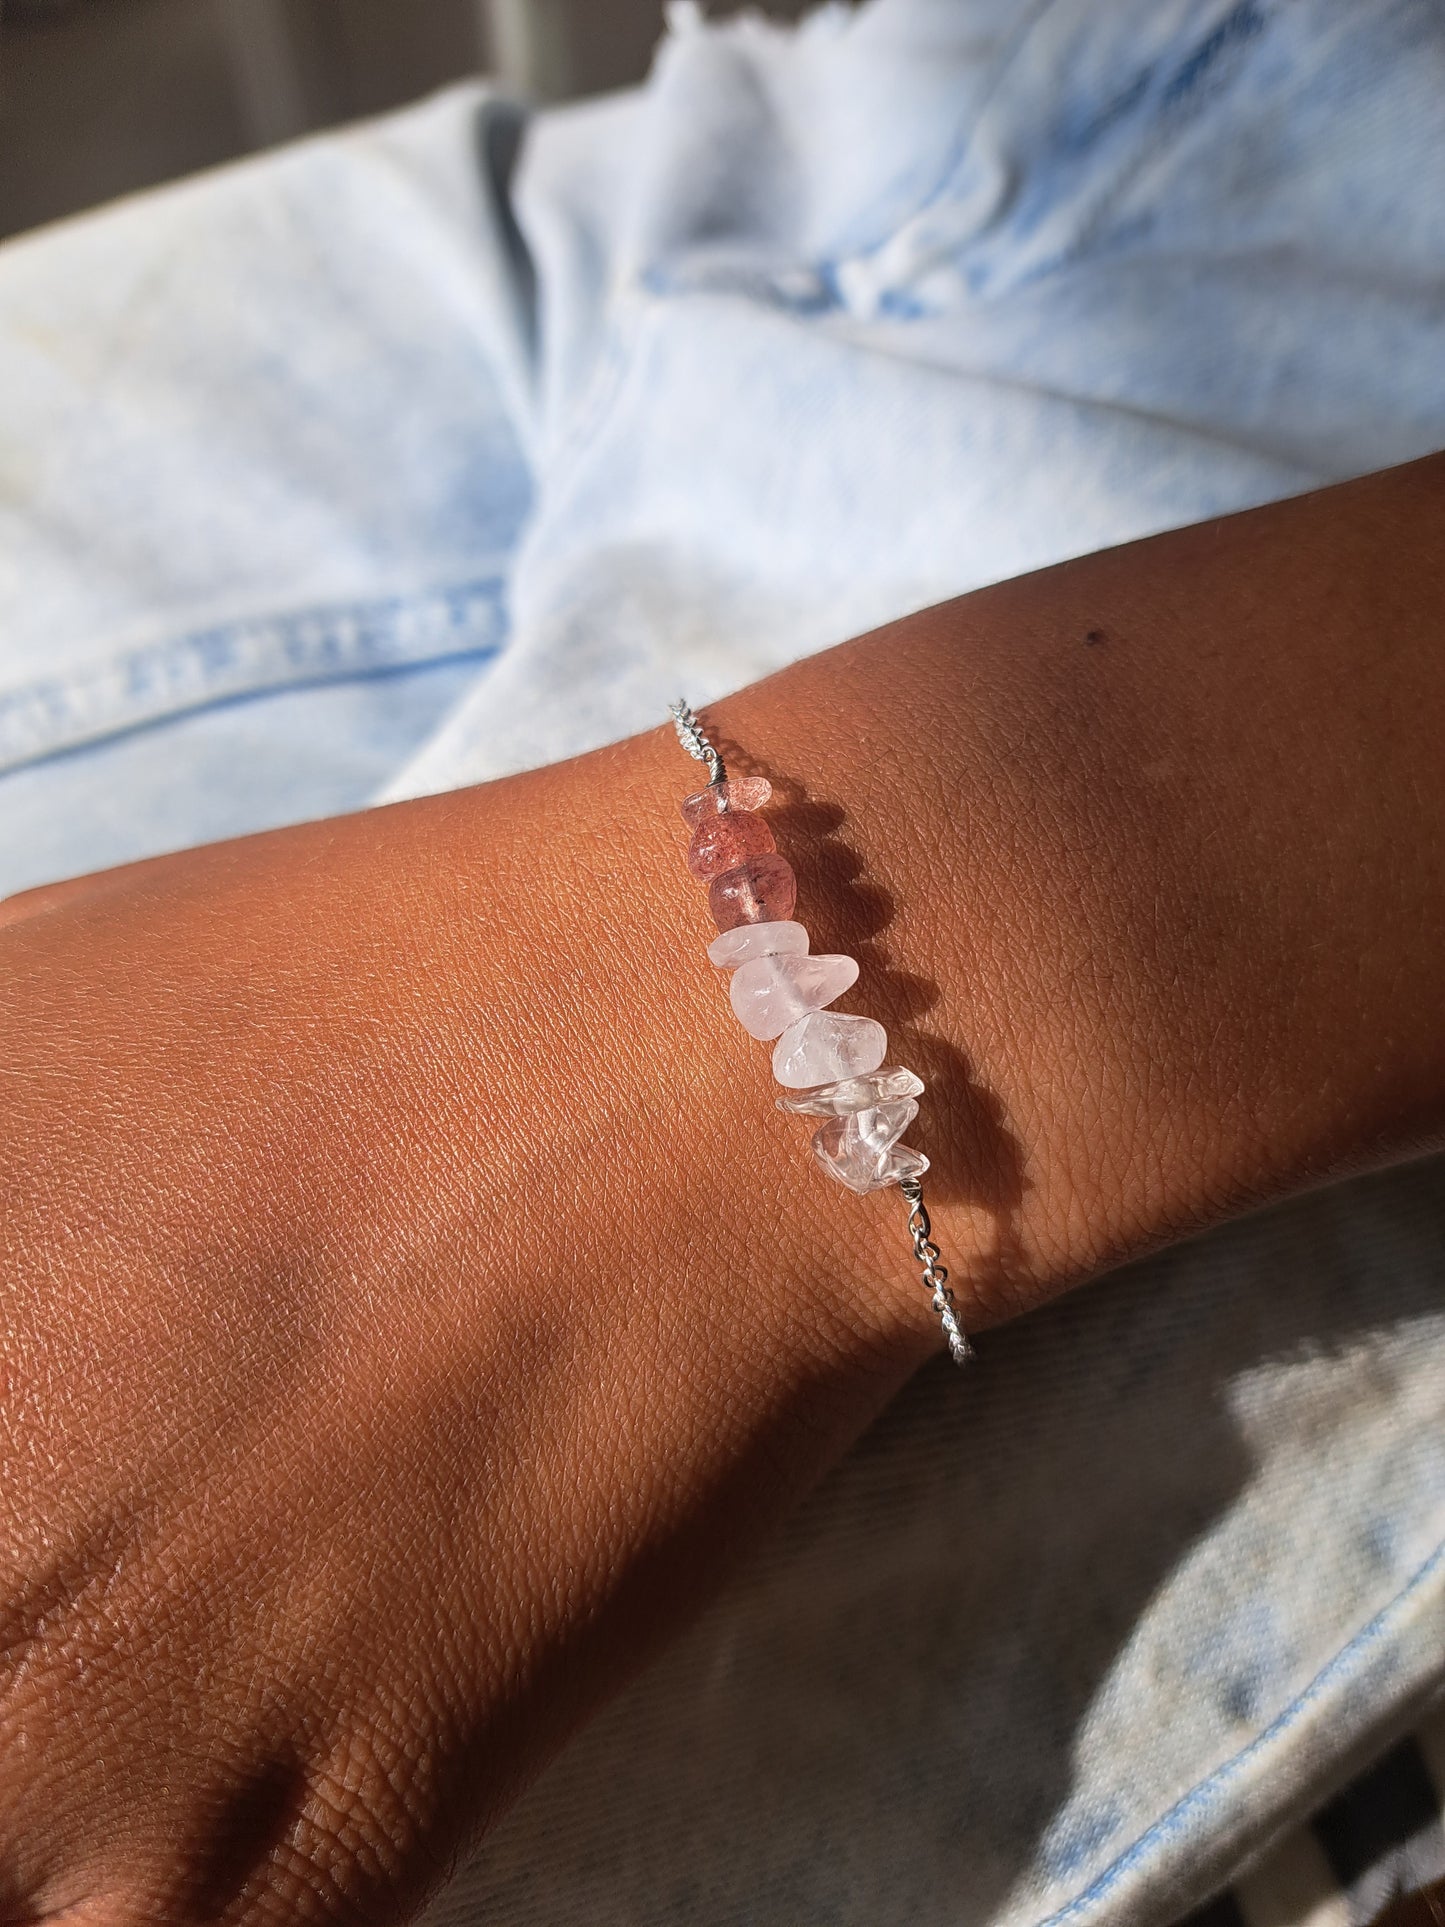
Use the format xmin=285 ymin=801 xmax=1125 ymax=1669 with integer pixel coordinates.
xmin=669 ymin=701 xmax=972 ymax=1365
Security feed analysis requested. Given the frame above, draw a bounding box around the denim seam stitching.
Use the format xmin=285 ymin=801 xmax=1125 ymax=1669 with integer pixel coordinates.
xmin=0 ymin=573 xmax=510 ymax=775
xmin=1035 ymin=1532 xmax=1445 ymax=1925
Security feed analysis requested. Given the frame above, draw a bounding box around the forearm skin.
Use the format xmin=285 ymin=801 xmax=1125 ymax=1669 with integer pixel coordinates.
xmin=1 ymin=457 xmax=1442 ymax=1921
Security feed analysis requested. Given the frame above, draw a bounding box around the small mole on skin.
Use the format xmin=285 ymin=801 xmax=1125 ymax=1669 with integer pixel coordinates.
xmin=1083 ymin=628 xmax=1106 ymax=647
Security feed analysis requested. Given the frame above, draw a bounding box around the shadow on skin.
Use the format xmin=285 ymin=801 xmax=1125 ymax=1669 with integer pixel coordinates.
xmin=428 ymin=1150 xmax=1445 ymax=1927
xmin=706 ymin=725 xmax=1032 ymax=1309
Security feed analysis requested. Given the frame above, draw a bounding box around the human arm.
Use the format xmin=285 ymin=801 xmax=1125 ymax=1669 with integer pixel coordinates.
xmin=2 ymin=454 xmax=1443 ymax=1923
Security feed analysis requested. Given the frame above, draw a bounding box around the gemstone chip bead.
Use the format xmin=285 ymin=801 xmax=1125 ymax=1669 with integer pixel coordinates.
xmin=708 ymin=854 xmax=797 ymax=931
xmin=771 ymin=1010 xmax=887 ymax=1088
xmin=886 ymin=1144 xmax=930 ymax=1183
xmin=707 ymin=920 xmax=809 ymax=970
xmin=729 ymin=952 xmax=859 ymax=1041
xmin=686 ymin=810 xmax=776 ymax=881
xmin=812 ymin=1100 xmax=929 ymax=1194
xmin=775 ymin=1065 xmax=925 ymax=1117
xmin=680 ymin=776 xmax=773 ymax=827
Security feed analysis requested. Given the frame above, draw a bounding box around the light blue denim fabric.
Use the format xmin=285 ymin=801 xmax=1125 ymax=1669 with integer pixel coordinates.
xmin=2 ymin=3 xmax=1444 ymax=1922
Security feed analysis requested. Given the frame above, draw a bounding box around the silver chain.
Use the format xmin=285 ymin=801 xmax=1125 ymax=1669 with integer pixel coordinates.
xmin=670 ymin=698 xmax=969 ymax=1367
xmin=670 ymin=699 xmax=727 ymax=787
xmin=898 ymin=1178 xmax=972 ymax=1365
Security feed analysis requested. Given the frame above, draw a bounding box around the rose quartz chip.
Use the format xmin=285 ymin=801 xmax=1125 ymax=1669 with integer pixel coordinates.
xmin=729 ymin=952 xmax=859 ymax=1041
xmin=772 ymin=1011 xmax=887 ymax=1088
xmin=680 ymin=776 xmax=773 ymax=827
xmin=707 ymin=920 xmax=809 ymax=970
xmin=686 ymin=810 xmax=776 ymax=881
xmin=708 ymin=854 xmax=797 ymax=931
xmin=812 ymin=1100 xmax=927 ymax=1193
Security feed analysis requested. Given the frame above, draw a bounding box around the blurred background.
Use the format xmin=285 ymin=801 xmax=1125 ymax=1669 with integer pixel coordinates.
xmin=0 ymin=0 xmax=812 ymax=240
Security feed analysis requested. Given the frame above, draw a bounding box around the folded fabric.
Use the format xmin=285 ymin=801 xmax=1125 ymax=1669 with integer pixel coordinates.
xmin=2 ymin=3 xmax=1443 ymax=1921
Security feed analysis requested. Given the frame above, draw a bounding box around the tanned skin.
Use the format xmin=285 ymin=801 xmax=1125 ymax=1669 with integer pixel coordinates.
xmin=2 ymin=457 xmax=1443 ymax=1923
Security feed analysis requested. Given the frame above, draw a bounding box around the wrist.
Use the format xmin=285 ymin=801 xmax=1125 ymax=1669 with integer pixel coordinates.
xmin=0 ymin=730 xmax=931 ymax=1915
xmin=703 ymin=461 xmax=1445 ymax=1331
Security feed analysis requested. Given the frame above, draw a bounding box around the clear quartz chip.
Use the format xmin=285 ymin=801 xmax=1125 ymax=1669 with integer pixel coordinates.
xmin=877 ymin=1144 xmax=930 ymax=1188
xmin=811 ymin=1099 xmax=925 ymax=1193
xmin=776 ymin=1064 xmax=925 ymax=1117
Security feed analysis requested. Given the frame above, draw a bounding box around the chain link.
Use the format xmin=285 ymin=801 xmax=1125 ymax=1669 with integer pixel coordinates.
xmin=670 ymin=699 xmax=969 ymax=1368
xmin=669 ymin=699 xmax=727 ymax=787
xmin=898 ymin=1180 xmax=972 ymax=1366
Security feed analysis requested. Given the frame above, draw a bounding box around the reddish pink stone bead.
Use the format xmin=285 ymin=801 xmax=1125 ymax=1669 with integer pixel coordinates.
xmin=686 ymin=810 xmax=776 ymax=881
xmin=679 ymin=776 xmax=773 ymax=827
xmin=708 ymin=854 xmax=797 ymax=931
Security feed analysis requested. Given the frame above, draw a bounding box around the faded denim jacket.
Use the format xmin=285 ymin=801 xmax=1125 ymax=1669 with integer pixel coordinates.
xmin=2 ymin=3 xmax=1444 ymax=1921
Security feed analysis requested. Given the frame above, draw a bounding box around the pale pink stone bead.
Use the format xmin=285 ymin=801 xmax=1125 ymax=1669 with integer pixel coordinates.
xmin=707 ymin=920 xmax=809 ymax=970
xmin=772 ymin=1010 xmax=886 ymax=1088
xmin=812 ymin=1100 xmax=927 ymax=1193
xmin=708 ymin=854 xmax=797 ymax=931
xmin=686 ymin=810 xmax=776 ymax=881
xmin=729 ymin=953 xmax=859 ymax=1041
xmin=679 ymin=776 xmax=773 ymax=827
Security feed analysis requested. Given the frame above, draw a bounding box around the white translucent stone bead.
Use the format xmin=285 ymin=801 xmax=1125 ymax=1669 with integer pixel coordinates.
xmin=812 ymin=1100 xmax=924 ymax=1193
xmin=772 ymin=1011 xmax=887 ymax=1088
xmin=775 ymin=1064 xmax=925 ymax=1117
xmin=730 ymin=953 xmax=859 ymax=1042
xmin=707 ymin=920 xmax=809 ymax=971
xmin=879 ymin=1144 xmax=930 ymax=1187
